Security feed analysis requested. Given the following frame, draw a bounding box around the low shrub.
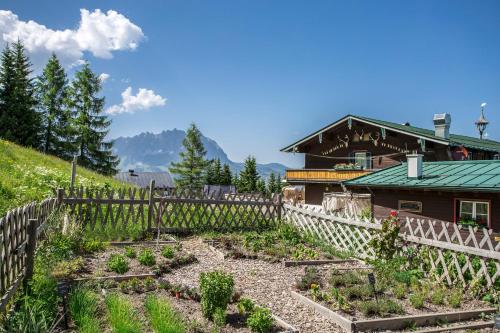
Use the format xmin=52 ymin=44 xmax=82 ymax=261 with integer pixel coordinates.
xmin=430 ymin=288 xmax=445 ymax=305
xmin=409 ymin=293 xmax=425 ymax=309
xmin=447 ymin=289 xmax=463 ymax=308
xmin=292 ymin=244 xmax=319 ymax=260
xmin=51 ymin=257 xmax=85 ymax=279
xmin=343 ymin=284 xmax=374 ymax=300
xmin=238 ymin=298 xmax=255 ymax=315
xmin=247 ymin=307 xmax=275 ymax=333
xmin=124 ymin=246 xmax=137 ymax=258
xmin=107 ymin=254 xmax=129 ymax=274
xmin=144 ymin=277 xmax=157 ymax=292
xmin=359 ymin=299 xmax=404 ymax=317
xmin=329 ymin=270 xmax=362 ymax=287
xmin=138 ymin=248 xmax=156 ymax=266
xmin=199 ymin=271 xmax=234 ymax=320
xmin=213 ymin=307 xmax=226 ymax=327
xmin=392 ymin=283 xmax=406 ymax=299
xmin=82 ymin=239 xmax=107 ymax=253
xmin=162 ymin=245 xmax=175 ymax=259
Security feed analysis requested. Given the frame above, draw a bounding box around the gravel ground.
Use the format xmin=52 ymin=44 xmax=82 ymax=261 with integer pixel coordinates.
xmin=166 ymin=237 xmax=359 ymax=333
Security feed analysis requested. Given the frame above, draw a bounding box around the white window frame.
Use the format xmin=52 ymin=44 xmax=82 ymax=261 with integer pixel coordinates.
xmin=354 ymin=151 xmax=372 ymax=170
xmin=458 ymin=200 xmax=489 ymax=227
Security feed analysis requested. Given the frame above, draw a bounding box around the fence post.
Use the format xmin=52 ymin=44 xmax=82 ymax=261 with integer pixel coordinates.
xmin=70 ymin=156 xmax=77 ymax=194
xmin=56 ymin=188 xmax=64 ymax=206
xmin=24 ymin=218 xmax=38 ymax=289
xmin=277 ymin=194 xmax=283 ymax=223
xmin=147 ymin=180 xmax=155 ymax=230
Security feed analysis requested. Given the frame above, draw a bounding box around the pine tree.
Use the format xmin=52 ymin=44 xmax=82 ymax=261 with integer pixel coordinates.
xmin=267 ymin=172 xmax=277 ymax=194
xmin=256 ymin=178 xmax=266 ymax=195
xmin=0 ymin=41 xmax=40 ymax=146
xmin=220 ymin=163 xmax=232 ymax=185
xmin=0 ymin=44 xmax=16 ymax=141
xmin=213 ymin=158 xmax=222 ymax=185
xmin=169 ymin=123 xmax=209 ymax=190
xmin=36 ymin=53 xmax=75 ymax=158
xmin=232 ymin=173 xmax=241 ymax=191
xmin=67 ymin=62 xmax=119 ymax=175
xmin=239 ymin=156 xmax=260 ymax=192
xmin=276 ymin=173 xmax=283 ymax=193
xmin=205 ymin=159 xmax=217 ymax=185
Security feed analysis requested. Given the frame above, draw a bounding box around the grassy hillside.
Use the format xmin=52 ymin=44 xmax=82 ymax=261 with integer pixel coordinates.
xmin=0 ymin=140 xmax=127 ymax=216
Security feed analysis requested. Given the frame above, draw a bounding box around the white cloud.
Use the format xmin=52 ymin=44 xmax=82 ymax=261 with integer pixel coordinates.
xmin=0 ymin=9 xmax=144 ymax=70
xmin=99 ymin=73 xmax=110 ymax=83
xmin=106 ymin=87 xmax=166 ymax=114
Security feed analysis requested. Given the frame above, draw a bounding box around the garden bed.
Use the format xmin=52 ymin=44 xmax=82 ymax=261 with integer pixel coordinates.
xmin=291 ymin=267 xmax=496 ymax=332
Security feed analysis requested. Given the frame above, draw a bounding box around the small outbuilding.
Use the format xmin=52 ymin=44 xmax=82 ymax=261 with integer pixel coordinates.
xmin=344 ymin=155 xmax=500 ymax=231
xmin=114 ymin=170 xmax=175 ymax=189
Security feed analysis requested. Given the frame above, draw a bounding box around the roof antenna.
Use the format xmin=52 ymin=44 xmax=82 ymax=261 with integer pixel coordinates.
xmin=475 ymin=102 xmax=489 ymax=140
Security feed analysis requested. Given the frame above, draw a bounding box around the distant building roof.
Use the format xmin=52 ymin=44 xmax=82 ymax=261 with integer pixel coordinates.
xmin=345 ymin=160 xmax=500 ymax=192
xmin=114 ymin=171 xmax=175 ymax=188
xmin=281 ymin=114 xmax=500 ymax=153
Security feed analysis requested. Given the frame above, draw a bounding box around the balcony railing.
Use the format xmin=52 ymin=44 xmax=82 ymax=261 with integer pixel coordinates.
xmin=285 ymin=169 xmax=371 ymax=183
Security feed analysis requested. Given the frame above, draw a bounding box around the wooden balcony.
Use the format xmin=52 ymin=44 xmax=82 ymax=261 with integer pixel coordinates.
xmin=285 ymin=169 xmax=371 ymax=183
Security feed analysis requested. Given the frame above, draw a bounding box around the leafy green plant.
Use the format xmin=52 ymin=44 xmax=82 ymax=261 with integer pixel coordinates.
xmin=213 ymin=307 xmax=226 ymax=327
xmin=124 ymin=246 xmax=137 ymax=258
xmin=162 ymin=245 xmax=175 ymax=259
xmin=409 ymin=293 xmax=425 ymax=309
xmin=51 ymin=257 xmax=85 ymax=279
xmin=447 ymin=289 xmax=463 ymax=308
xmin=199 ymin=271 xmax=234 ymax=320
xmin=369 ymin=211 xmax=400 ymax=260
xmin=105 ymin=293 xmax=142 ymax=333
xmin=138 ymin=248 xmax=156 ymax=266
xmin=144 ymin=277 xmax=157 ymax=292
xmin=69 ymin=286 xmax=101 ymax=333
xmin=295 ymin=267 xmax=321 ymax=291
xmin=329 ymin=270 xmax=362 ymax=287
xmin=246 ymin=307 xmax=275 ymax=333
xmin=343 ymin=284 xmax=374 ymax=300
xmin=238 ymin=298 xmax=255 ymax=315
xmin=129 ymin=278 xmax=143 ymax=293
xmin=359 ymin=299 xmax=404 ymax=317
xmin=82 ymin=239 xmax=107 ymax=253
xmin=107 ymin=254 xmax=129 ymax=274
xmin=278 ymin=224 xmax=302 ymax=245
xmin=145 ymin=295 xmax=186 ymax=333
xmin=292 ymin=244 xmax=319 ymax=260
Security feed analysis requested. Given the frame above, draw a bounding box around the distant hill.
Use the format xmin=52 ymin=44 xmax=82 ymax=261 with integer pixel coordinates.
xmin=112 ymin=129 xmax=287 ymax=178
xmin=0 ymin=140 xmax=126 ymax=216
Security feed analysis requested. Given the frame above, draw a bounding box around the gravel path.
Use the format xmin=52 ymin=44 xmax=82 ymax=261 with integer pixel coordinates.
xmin=167 ymin=238 xmax=349 ymax=333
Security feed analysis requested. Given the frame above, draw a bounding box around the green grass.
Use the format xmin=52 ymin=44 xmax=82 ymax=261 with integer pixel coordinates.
xmin=69 ymin=286 xmax=102 ymax=333
xmin=0 ymin=139 xmax=127 ymax=215
xmin=105 ymin=293 xmax=143 ymax=333
xmin=145 ymin=295 xmax=186 ymax=333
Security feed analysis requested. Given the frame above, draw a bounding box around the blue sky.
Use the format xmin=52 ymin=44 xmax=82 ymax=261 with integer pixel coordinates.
xmin=3 ymin=0 xmax=500 ymax=168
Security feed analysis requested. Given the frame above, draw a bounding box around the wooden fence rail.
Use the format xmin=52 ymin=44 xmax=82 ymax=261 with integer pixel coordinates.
xmin=283 ymin=203 xmax=500 ymax=288
xmin=60 ymin=186 xmax=282 ymax=233
xmin=0 ymin=197 xmax=59 ymax=312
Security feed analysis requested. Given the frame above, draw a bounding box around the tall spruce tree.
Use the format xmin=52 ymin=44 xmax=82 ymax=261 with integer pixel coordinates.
xmin=267 ymin=172 xmax=277 ymax=194
xmin=36 ymin=53 xmax=75 ymax=158
xmin=0 ymin=41 xmax=40 ymax=146
xmin=220 ymin=163 xmax=232 ymax=185
xmin=169 ymin=123 xmax=208 ymax=190
xmin=276 ymin=173 xmax=283 ymax=193
xmin=238 ymin=156 xmax=260 ymax=192
xmin=256 ymin=178 xmax=267 ymax=195
xmin=67 ymin=62 xmax=119 ymax=175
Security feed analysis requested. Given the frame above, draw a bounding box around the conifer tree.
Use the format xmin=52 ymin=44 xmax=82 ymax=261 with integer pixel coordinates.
xmin=205 ymin=159 xmax=217 ymax=185
xmin=276 ymin=173 xmax=283 ymax=193
xmin=256 ymin=178 xmax=267 ymax=195
xmin=213 ymin=158 xmax=222 ymax=185
xmin=238 ymin=156 xmax=260 ymax=192
xmin=67 ymin=62 xmax=119 ymax=175
xmin=0 ymin=41 xmax=40 ymax=146
xmin=169 ymin=123 xmax=209 ymax=190
xmin=36 ymin=53 xmax=75 ymax=158
xmin=220 ymin=163 xmax=232 ymax=185
xmin=267 ymin=172 xmax=277 ymax=194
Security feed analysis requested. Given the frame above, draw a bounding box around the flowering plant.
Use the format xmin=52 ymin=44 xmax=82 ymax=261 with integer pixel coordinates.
xmin=369 ymin=211 xmax=401 ymax=260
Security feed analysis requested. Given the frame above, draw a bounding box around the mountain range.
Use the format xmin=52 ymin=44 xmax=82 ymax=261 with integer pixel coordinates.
xmin=112 ymin=129 xmax=287 ymax=178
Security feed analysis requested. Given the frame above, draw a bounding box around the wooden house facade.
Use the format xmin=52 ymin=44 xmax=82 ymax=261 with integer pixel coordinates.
xmin=281 ymin=114 xmax=500 ymax=204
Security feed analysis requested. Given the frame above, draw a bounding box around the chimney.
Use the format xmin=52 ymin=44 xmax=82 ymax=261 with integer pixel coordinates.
xmin=433 ymin=113 xmax=451 ymax=139
xmin=407 ymin=154 xmax=423 ymax=179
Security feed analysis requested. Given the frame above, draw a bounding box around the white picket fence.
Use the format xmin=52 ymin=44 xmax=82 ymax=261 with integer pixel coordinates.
xmin=283 ymin=203 xmax=500 ymax=288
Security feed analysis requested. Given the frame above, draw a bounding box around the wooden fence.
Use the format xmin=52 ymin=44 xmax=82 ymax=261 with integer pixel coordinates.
xmin=0 ymin=197 xmax=59 ymax=312
xmin=60 ymin=186 xmax=282 ymax=234
xmin=283 ymin=203 xmax=500 ymax=289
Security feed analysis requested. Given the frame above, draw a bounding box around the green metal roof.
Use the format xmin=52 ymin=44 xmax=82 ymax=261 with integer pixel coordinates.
xmin=281 ymin=114 xmax=500 ymax=153
xmin=345 ymin=160 xmax=500 ymax=192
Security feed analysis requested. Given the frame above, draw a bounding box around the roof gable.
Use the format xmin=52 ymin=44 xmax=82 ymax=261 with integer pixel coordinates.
xmin=281 ymin=114 xmax=500 ymax=153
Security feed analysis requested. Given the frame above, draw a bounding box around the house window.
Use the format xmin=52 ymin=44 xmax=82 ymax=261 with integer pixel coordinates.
xmin=457 ymin=200 xmax=489 ymax=227
xmin=354 ymin=152 xmax=372 ymax=169
xmin=398 ymin=200 xmax=422 ymax=213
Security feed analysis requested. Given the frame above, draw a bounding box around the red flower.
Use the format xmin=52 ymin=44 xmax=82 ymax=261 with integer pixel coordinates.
xmin=390 ymin=210 xmax=398 ymax=217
